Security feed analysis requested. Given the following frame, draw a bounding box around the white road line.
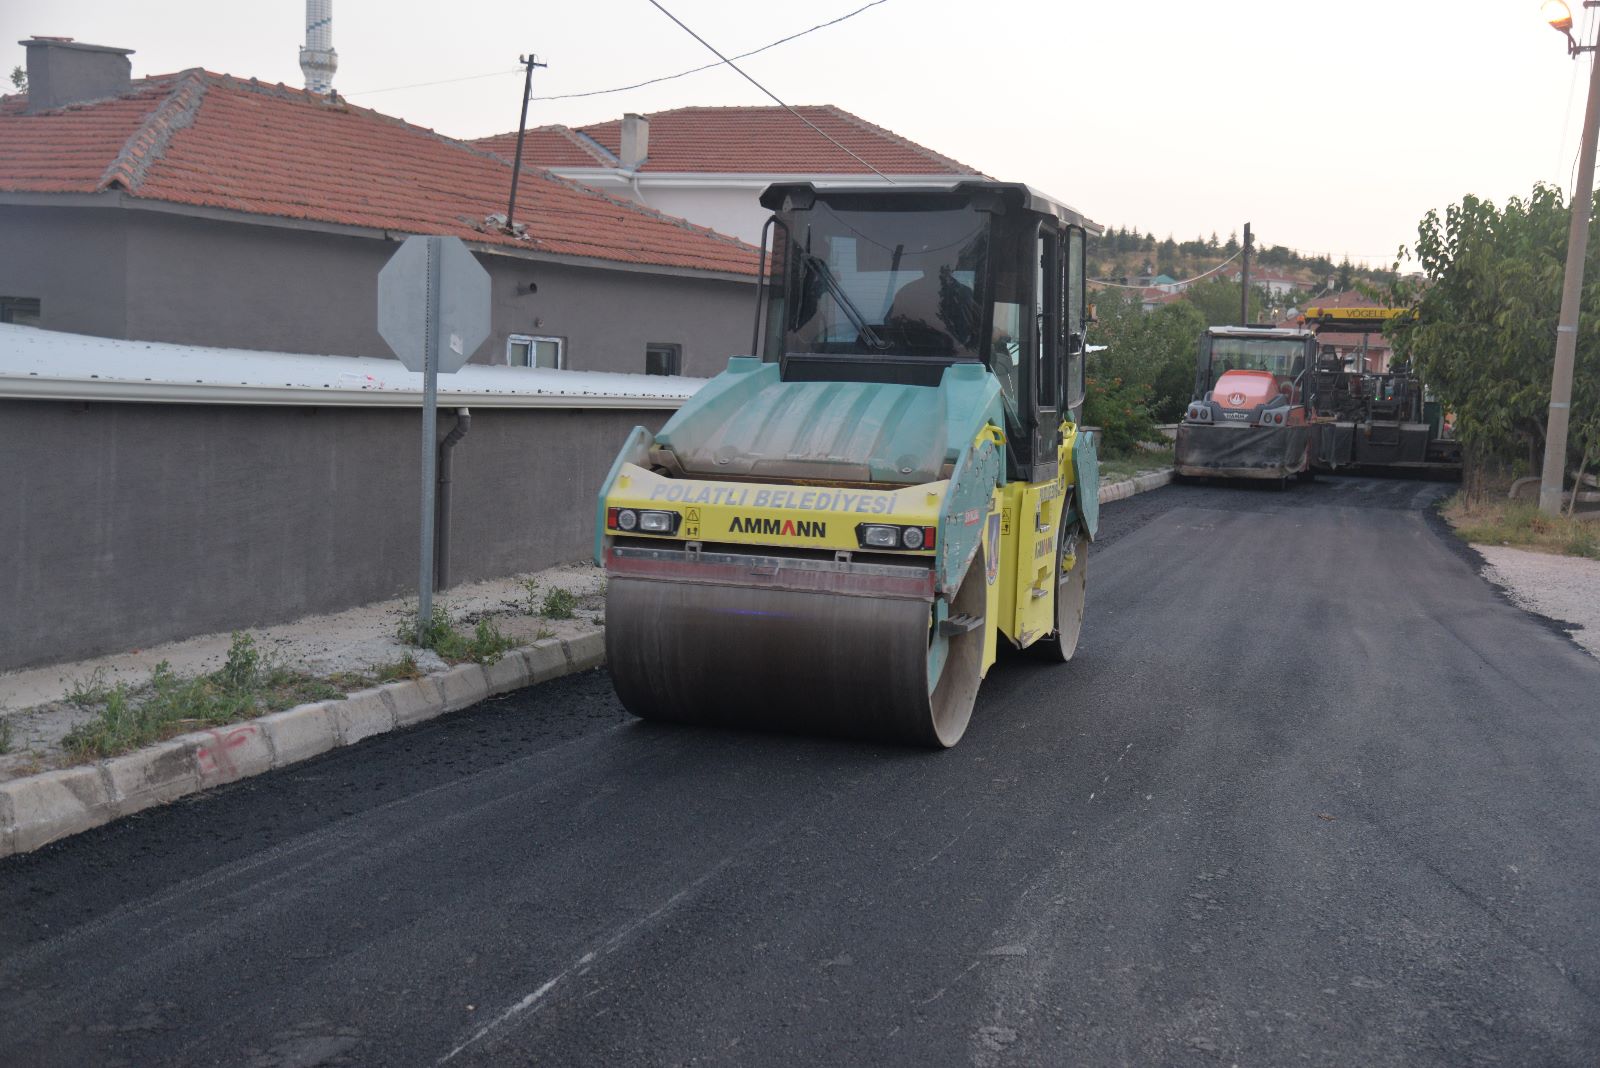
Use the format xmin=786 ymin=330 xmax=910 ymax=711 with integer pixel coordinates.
xmin=436 ymin=859 xmax=732 ymax=1064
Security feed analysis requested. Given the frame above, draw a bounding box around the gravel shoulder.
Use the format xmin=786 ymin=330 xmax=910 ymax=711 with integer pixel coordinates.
xmin=1477 ymin=545 xmax=1600 ymax=660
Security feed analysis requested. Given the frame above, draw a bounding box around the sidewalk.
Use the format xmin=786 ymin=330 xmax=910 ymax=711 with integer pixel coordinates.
xmin=0 ymin=468 xmax=1174 ymax=857
xmin=0 ymin=561 xmax=605 ymax=784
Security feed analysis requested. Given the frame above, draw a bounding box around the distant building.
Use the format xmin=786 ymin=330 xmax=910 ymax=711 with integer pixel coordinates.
xmin=471 ymin=105 xmax=987 ymax=246
xmin=0 ymin=37 xmax=760 ymax=377
xmin=1227 ymin=266 xmax=1304 ymax=298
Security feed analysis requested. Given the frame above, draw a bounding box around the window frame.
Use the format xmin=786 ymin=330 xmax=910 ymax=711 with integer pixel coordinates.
xmin=506 ymin=333 xmax=565 ymax=370
xmin=0 ymin=296 xmax=41 ymax=326
xmin=645 ymin=342 xmax=683 ymax=377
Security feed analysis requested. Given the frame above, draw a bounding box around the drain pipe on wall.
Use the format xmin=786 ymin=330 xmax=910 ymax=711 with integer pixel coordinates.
xmin=434 ymin=407 xmax=472 ymax=591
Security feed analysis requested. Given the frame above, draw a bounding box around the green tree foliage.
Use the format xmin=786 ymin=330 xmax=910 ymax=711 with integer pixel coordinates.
xmin=9 ymin=66 xmax=25 ymax=92
xmin=1335 ymin=257 xmax=1354 ymax=291
xmin=1390 ymin=183 xmax=1600 ymax=496
xmin=1180 ymin=278 xmax=1265 ymax=327
xmin=1088 ymin=291 xmax=1208 ymax=424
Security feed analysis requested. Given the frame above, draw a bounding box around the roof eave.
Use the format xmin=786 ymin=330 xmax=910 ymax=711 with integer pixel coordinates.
xmin=0 ymin=191 xmax=758 ymax=284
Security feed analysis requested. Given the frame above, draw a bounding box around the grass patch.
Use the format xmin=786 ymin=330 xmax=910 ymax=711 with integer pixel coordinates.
xmin=0 ymin=716 xmax=13 ymax=755
xmin=539 ymin=587 xmax=578 ymax=620
xmin=59 ymin=632 xmax=342 ymax=762
xmin=325 ymin=652 xmax=424 ymax=691
xmin=1099 ymin=441 xmax=1175 ymax=484
xmin=397 ymin=605 xmax=517 ymax=664
xmin=1444 ymin=493 xmax=1600 ymax=560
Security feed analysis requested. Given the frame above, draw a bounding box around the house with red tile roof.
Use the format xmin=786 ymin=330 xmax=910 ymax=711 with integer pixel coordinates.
xmin=471 ymin=105 xmax=985 ymax=245
xmin=0 ymin=37 xmax=761 ymax=375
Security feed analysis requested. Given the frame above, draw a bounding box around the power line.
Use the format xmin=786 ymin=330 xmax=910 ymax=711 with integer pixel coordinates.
xmin=643 ymin=0 xmax=896 ymax=183
xmin=346 ymin=1 xmax=888 ymax=101
xmin=535 ymin=1 xmax=888 ymax=101
xmin=1091 ymin=248 xmax=1242 ymax=289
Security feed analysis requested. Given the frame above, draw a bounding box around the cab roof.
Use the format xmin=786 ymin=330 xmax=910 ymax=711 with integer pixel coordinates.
xmin=759 ymin=180 xmax=1102 ymax=234
xmin=1206 ymin=325 xmax=1315 ymax=340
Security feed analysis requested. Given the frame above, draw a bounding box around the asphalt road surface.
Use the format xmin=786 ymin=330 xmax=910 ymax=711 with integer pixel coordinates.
xmin=3 ymin=477 xmax=1598 ymax=1067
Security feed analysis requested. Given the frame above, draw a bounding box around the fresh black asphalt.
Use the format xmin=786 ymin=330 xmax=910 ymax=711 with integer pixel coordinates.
xmin=2 ymin=477 xmax=1597 ymax=1066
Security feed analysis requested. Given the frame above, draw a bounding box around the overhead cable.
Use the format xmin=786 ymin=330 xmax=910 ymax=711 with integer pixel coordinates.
xmin=643 ymin=0 xmax=897 ymax=183
xmin=535 ymin=1 xmax=889 ymax=101
xmin=1091 ymin=248 xmax=1242 ymax=289
xmin=347 ymin=1 xmax=888 ymax=100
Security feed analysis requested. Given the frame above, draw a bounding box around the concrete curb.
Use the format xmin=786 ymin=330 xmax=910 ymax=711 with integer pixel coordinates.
xmin=1098 ymin=468 xmax=1173 ymax=505
xmin=0 ymin=632 xmax=601 ymax=859
xmin=0 ymin=476 xmax=1174 ymax=861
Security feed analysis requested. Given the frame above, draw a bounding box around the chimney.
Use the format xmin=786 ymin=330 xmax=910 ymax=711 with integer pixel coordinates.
xmin=19 ymin=37 xmax=134 ymax=114
xmin=299 ymin=0 xmax=338 ymax=95
xmin=619 ymin=113 xmax=650 ymax=170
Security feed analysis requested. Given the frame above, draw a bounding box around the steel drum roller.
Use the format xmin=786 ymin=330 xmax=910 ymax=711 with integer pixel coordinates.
xmin=606 ymin=552 xmax=986 ymax=747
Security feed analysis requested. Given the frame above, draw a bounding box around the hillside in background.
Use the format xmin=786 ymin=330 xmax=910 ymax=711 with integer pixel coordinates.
xmin=1088 ymin=226 xmax=1398 ymax=296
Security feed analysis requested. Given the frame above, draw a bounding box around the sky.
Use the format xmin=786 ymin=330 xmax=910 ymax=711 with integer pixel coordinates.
xmin=3 ymin=0 xmax=1592 ymax=269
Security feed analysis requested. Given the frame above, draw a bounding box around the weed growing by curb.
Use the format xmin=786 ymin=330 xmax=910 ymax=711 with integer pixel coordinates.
xmin=519 ymin=576 xmax=543 ymax=615
xmin=60 ymin=632 xmax=341 ymax=761
xmin=540 ymin=587 xmax=578 ymax=619
xmin=326 ymin=652 xmax=423 ymax=692
xmin=64 ymin=668 xmax=112 ymax=708
xmin=0 ymin=716 xmax=13 ymax=755
xmin=397 ymin=605 xmax=516 ymax=664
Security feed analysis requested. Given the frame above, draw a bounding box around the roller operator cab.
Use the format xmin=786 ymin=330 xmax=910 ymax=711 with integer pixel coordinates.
xmin=1175 ymin=325 xmax=1318 ymax=484
xmin=596 ymin=182 xmax=1102 ymax=748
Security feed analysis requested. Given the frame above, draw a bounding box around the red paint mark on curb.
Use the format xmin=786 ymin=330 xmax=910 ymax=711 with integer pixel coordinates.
xmin=195 ymin=725 xmax=258 ymax=781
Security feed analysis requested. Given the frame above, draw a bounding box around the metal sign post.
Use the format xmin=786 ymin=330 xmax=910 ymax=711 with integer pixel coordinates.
xmin=378 ymin=235 xmax=491 ymax=640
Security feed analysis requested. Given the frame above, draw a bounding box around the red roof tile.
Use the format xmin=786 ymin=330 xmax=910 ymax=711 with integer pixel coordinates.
xmin=0 ymin=74 xmax=758 ymax=276
xmin=473 ymin=104 xmax=979 ymax=176
xmin=470 ymin=125 xmax=615 ymax=168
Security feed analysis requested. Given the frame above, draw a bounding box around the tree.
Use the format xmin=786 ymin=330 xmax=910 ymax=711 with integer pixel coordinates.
xmin=1181 ymin=278 xmax=1264 ymax=326
xmin=1087 ymin=290 xmax=1208 ymax=424
xmin=1335 ymin=257 xmax=1354 ymax=291
xmin=1224 ymin=231 xmax=1239 ymax=256
xmin=1390 ymin=183 xmax=1600 ymax=498
xmin=9 ymin=66 xmax=24 ymax=92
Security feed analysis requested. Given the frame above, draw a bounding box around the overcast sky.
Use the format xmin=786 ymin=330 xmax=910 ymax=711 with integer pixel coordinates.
xmin=3 ymin=0 xmax=1591 ymax=268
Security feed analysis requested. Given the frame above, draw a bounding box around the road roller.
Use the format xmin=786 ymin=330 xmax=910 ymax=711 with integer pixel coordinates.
xmin=595 ymin=182 xmax=1101 ymax=747
xmin=1175 ymin=325 xmax=1318 ymax=485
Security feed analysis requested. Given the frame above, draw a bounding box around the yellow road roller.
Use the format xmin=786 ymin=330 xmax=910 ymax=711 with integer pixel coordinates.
xmin=595 ymin=182 xmax=1101 ymax=747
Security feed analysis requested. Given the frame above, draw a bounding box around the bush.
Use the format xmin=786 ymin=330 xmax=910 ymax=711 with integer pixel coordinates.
xmin=1083 ymin=374 xmax=1159 ymax=455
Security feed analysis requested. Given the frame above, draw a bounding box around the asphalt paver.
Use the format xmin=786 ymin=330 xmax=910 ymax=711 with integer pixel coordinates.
xmin=2 ymin=476 xmax=1596 ymax=1066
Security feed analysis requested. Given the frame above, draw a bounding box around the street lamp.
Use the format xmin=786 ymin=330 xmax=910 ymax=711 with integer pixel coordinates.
xmin=1539 ymin=0 xmax=1599 ymax=516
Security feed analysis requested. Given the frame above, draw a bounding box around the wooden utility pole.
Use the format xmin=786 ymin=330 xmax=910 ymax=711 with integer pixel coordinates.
xmin=504 ymin=53 xmax=547 ymax=235
xmin=1239 ymin=222 xmax=1252 ymax=326
xmin=1541 ymin=9 xmax=1600 ymax=516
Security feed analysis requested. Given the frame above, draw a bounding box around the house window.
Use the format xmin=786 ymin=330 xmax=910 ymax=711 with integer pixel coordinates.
xmin=645 ymin=342 xmax=682 ymax=376
xmin=508 ymin=334 xmax=563 ymax=369
xmin=1 ymin=297 xmax=41 ymax=326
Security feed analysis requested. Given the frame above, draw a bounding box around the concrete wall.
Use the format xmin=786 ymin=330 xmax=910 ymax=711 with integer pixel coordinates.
xmin=0 ymin=399 xmax=669 ymax=671
xmin=634 ymin=185 xmax=768 ymax=246
xmin=0 ymin=208 xmax=129 ymax=338
xmin=1 ymin=205 xmax=755 ymax=376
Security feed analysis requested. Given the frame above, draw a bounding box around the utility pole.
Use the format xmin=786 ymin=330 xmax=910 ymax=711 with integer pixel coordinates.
xmin=1541 ymin=8 xmax=1600 ymax=516
xmin=504 ymin=53 xmax=547 ymax=235
xmin=1239 ymin=222 xmax=1252 ymax=326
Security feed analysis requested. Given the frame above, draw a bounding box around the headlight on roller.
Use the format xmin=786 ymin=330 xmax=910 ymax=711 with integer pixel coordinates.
xmin=857 ymin=523 xmax=937 ymax=551
xmin=860 ymin=524 xmax=899 ymax=549
xmin=607 ymin=507 xmax=679 ymax=535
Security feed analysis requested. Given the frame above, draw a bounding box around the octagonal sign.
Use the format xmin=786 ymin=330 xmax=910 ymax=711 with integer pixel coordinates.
xmin=377 ymin=235 xmax=491 ymax=374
